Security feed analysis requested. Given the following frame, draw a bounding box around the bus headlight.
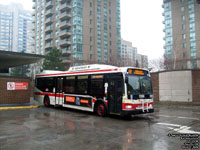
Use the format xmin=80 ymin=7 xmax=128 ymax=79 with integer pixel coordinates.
xmin=125 ymin=105 xmax=132 ymax=109
xmin=149 ymin=104 xmax=153 ymax=108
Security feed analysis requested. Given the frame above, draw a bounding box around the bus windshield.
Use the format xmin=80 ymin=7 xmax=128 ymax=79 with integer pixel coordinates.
xmin=127 ymin=75 xmax=152 ymax=95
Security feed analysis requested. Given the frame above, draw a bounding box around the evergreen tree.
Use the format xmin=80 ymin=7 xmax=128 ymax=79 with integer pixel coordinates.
xmin=42 ymin=47 xmax=65 ymax=71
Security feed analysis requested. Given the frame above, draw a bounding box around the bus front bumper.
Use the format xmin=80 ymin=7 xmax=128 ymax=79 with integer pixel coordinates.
xmin=121 ymin=108 xmax=154 ymax=116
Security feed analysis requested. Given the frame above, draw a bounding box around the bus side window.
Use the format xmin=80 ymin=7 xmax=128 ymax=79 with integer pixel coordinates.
xmin=36 ymin=78 xmax=46 ymax=92
xmin=45 ymin=77 xmax=55 ymax=92
xmin=76 ymin=75 xmax=88 ymax=95
xmin=91 ymin=75 xmax=104 ymax=97
xmin=63 ymin=76 xmax=75 ymax=94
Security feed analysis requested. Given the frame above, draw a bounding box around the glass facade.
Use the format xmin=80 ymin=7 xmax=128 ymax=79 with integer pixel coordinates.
xmin=72 ymin=0 xmax=83 ymax=60
xmin=0 ymin=12 xmax=13 ymax=51
xmin=103 ymin=0 xmax=108 ymax=62
xmin=188 ymin=0 xmax=196 ymax=61
xmin=0 ymin=4 xmax=33 ymax=53
xmin=116 ymin=0 xmax=121 ymax=58
xmin=97 ymin=0 xmax=102 ymax=62
xmin=163 ymin=1 xmax=173 ymax=58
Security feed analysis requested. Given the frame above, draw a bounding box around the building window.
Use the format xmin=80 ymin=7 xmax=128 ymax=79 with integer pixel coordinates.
xmin=90 ymin=28 xmax=92 ymax=33
xmin=90 ymin=11 xmax=92 ymax=16
xmin=90 ymin=54 xmax=93 ymax=60
xmin=182 ymin=24 xmax=185 ymax=30
xmin=182 ymin=43 xmax=186 ymax=48
xmin=90 ymin=36 xmax=92 ymax=42
xmin=182 ymin=34 xmax=186 ymax=39
xmin=90 ymin=2 xmax=92 ymax=7
xmin=180 ymin=0 xmax=184 ymax=2
xmin=181 ymin=15 xmax=185 ymax=21
xmin=181 ymin=6 xmax=184 ymax=12
xmin=90 ymin=19 xmax=92 ymax=24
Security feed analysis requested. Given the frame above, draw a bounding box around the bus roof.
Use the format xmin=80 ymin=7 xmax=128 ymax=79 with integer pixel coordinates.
xmin=36 ymin=64 xmax=149 ymax=78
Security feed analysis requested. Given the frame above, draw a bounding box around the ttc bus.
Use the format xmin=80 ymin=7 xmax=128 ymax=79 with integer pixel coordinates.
xmin=34 ymin=64 xmax=154 ymax=117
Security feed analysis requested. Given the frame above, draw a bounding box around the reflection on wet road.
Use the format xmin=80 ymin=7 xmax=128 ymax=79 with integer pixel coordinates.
xmin=0 ymin=105 xmax=199 ymax=150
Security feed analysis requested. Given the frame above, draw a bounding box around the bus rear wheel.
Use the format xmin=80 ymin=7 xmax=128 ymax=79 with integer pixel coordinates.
xmin=96 ymin=103 xmax=107 ymax=117
xmin=44 ymin=96 xmax=50 ymax=107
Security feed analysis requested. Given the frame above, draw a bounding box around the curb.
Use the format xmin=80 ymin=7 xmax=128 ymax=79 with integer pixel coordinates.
xmin=0 ymin=105 xmax=40 ymax=110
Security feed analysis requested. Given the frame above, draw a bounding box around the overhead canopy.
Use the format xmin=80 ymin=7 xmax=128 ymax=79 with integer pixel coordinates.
xmin=0 ymin=50 xmax=44 ymax=69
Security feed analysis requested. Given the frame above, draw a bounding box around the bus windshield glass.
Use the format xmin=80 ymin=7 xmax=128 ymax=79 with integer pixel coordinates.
xmin=127 ymin=75 xmax=152 ymax=95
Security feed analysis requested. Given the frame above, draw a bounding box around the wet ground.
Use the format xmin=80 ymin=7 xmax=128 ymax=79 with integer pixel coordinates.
xmin=0 ymin=104 xmax=200 ymax=150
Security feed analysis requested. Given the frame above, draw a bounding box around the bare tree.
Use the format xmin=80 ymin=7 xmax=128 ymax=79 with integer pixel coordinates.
xmin=149 ymin=57 xmax=165 ymax=72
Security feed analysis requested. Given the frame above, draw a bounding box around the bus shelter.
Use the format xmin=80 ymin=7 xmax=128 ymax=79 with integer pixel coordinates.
xmin=0 ymin=50 xmax=43 ymax=106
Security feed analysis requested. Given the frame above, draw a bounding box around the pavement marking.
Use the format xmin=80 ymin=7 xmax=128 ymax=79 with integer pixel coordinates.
xmin=0 ymin=105 xmax=40 ymax=110
xmin=157 ymin=122 xmax=200 ymax=134
xmin=157 ymin=123 xmax=181 ymax=127
xmin=156 ymin=115 xmax=200 ymax=121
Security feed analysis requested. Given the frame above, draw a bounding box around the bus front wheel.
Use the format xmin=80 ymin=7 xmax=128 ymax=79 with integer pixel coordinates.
xmin=44 ymin=96 xmax=50 ymax=107
xmin=96 ymin=103 xmax=107 ymax=117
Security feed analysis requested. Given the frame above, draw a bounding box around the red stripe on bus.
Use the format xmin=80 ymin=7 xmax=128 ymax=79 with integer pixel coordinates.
xmin=34 ymin=92 xmax=64 ymax=98
xmin=36 ymin=68 xmax=118 ymax=77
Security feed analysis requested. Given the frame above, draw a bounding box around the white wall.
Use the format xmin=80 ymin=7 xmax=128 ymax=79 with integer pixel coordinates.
xmin=159 ymin=71 xmax=192 ymax=102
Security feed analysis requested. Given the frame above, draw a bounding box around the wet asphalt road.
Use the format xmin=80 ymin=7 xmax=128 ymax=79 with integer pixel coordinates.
xmin=0 ymin=105 xmax=200 ymax=150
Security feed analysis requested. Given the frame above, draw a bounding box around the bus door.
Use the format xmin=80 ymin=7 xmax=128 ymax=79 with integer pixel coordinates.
xmin=107 ymin=74 xmax=123 ymax=114
xmin=55 ymin=78 xmax=63 ymax=106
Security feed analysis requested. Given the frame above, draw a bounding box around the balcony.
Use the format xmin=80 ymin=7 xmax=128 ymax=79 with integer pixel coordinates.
xmin=59 ymin=39 xmax=71 ymax=46
xmin=32 ymin=18 xmax=35 ymax=23
xmin=45 ymin=26 xmax=53 ymax=32
xmin=60 ymin=20 xmax=71 ymax=29
xmin=162 ymin=12 xmax=165 ymax=16
xmin=45 ymin=17 xmax=53 ymax=24
xmin=46 ymin=9 xmax=53 ymax=16
xmin=60 ymin=11 xmax=72 ymax=20
xmin=60 ymin=3 xmax=72 ymax=11
xmin=162 ymin=20 xmax=165 ymax=24
xmin=163 ymin=29 xmax=165 ymax=32
xmin=46 ymin=1 xmax=53 ymax=9
xmin=59 ymin=29 xmax=71 ymax=38
xmin=32 ymin=4 xmax=35 ymax=9
xmin=45 ymin=42 xmax=53 ymax=49
xmin=45 ymin=34 xmax=52 ymax=40
xmin=62 ymin=58 xmax=71 ymax=63
xmin=62 ymin=48 xmax=71 ymax=55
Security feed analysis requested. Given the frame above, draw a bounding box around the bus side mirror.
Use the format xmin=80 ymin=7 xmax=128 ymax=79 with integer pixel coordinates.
xmin=125 ymin=76 xmax=128 ymax=83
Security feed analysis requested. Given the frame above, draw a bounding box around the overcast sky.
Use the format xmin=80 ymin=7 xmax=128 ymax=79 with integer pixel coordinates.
xmin=0 ymin=0 xmax=164 ymax=60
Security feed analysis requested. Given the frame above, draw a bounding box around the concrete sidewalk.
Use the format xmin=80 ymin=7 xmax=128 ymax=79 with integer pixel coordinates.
xmin=0 ymin=97 xmax=40 ymax=110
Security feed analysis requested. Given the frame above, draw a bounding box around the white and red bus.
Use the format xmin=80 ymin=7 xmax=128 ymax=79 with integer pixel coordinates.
xmin=34 ymin=64 xmax=154 ymax=117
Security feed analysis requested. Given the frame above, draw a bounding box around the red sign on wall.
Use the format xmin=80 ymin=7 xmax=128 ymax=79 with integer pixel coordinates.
xmin=7 ymin=82 xmax=29 ymax=90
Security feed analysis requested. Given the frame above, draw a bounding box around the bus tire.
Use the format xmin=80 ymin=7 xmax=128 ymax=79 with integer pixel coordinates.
xmin=95 ymin=102 xmax=107 ymax=117
xmin=44 ymin=96 xmax=50 ymax=107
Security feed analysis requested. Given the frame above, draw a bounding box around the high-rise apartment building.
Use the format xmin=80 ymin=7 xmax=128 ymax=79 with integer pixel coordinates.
xmin=0 ymin=3 xmax=33 ymax=53
xmin=121 ymin=39 xmax=137 ymax=67
xmin=33 ymin=0 xmax=121 ymax=67
xmin=120 ymin=39 xmax=148 ymax=68
xmin=136 ymin=54 xmax=148 ymax=69
xmin=163 ymin=0 xmax=200 ymax=69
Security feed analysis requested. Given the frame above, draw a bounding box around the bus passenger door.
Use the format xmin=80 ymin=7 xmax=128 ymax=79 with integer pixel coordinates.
xmin=107 ymin=75 xmax=123 ymax=114
xmin=55 ymin=78 xmax=63 ymax=106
